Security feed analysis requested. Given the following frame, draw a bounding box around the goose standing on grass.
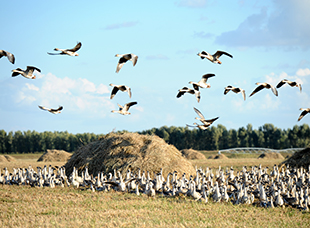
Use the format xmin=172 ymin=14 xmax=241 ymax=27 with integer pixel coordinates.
xmin=38 ymin=105 xmax=63 ymax=114
xmin=176 ymin=87 xmax=200 ymax=103
xmin=249 ymin=82 xmax=278 ymax=97
xmin=197 ymin=50 xmax=233 ymax=64
xmin=109 ymin=84 xmax=132 ymax=99
xmin=47 ymin=42 xmax=82 ymax=56
xmin=111 ymin=101 xmax=137 ymax=115
xmin=115 ymin=53 xmax=138 ymax=73
xmin=0 ymin=50 xmax=15 ymax=64
xmin=224 ymin=85 xmax=246 ymax=100
xmin=193 ymin=107 xmax=219 ymax=126
xmin=276 ymin=79 xmax=302 ymax=92
xmin=297 ymin=108 xmax=310 ymax=121
xmin=189 ymin=73 xmax=215 ymax=89
xmin=12 ymin=66 xmax=40 ymax=79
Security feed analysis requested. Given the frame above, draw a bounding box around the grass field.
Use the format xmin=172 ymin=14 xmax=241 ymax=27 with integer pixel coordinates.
xmin=0 ymin=152 xmax=310 ymax=227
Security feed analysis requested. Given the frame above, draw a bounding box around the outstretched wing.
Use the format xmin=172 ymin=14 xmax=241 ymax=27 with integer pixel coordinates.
xmin=110 ymin=86 xmax=119 ymax=99
xmin=124 ymin=101 xmax=137 ymax=111
xmin=249 ymin=84 xmax=265 ymax=97
xmin=67 ymin=42 xmax=82 ymax=52
xmin=214 ymin=51 xmax=233 ymax=59
xmin=193 ymin=107 xmax=205 ymax=119
xmin=298 ymin=110 xmax=309 ymax=121
xmin=27 ymin=66 xmax=41 ymax=73
xmin=38 ymin=105 xmax=50 ymax=111
xmin=276 ymin=80 xmax=287 ymax=88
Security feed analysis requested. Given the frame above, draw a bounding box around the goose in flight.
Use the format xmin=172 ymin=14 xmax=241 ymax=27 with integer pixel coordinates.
xmin=197 ymin=50 xmax=233 ymax=64
xmin=186 ymin=122 xmax=213 ymax=130
xmin=276 ymin=79 xmax=302 ymax=92
xmin=193 ymin=107 xmax=219 ymax=125
xmin=38 ymin=105 xmax=63 ymax=114
xmin=224 ymin=85 xmax=246 ymax=100
xmin=109 ymin=84 xmax=131 ymax=99
xmin=115 ymin=53 xmax=138 ymax=73
xmin=47 ymin=42 xmax=82 ymax=56
xmin=297 ymin=108 xmax=310 ymax=121
xmin=12 ymin=66 xmax=40 ymax=79
xmin=111 ymin=101 xmax=137 ymax=115
xmin=189 ymin=73 xmax=215 ymax=89
xmin=176 ymin=87 xmax=200 ymax=103
xmin=249 ymin=82 xmax=278 ymax=97
xmin=0 ymin=50 xmax=15 ymax=64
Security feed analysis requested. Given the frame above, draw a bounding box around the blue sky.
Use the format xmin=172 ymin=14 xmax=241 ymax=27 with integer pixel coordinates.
xmin=0 ymin=0 xmax=309 ymax=134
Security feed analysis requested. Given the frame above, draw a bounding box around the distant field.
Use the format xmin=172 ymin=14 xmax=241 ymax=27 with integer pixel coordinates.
xmin=1 ymin=151 xmax=309 ymax=227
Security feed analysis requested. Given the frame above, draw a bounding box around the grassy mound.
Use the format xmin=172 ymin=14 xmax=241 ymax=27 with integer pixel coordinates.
xmin=281 ymin=147 xmax=310 ymax=168
xmin=37 ymin=149 xmax=72 ymax=162
xmin=0 ymin=155 xmax=16 ymax=162
xmin=208 ymin=154 xmax=229 ymax=159
xmin=181 ymin=149 xmax=206 ymax=160
xmin=258 ymin=152 xmax=284 ymax=159
xmin=64 ymin=132 xmax=196 ymax=177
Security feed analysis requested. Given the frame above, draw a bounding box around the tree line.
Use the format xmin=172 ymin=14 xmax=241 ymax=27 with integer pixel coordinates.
xmin=0 ymin=123 xmax=309 ymax=153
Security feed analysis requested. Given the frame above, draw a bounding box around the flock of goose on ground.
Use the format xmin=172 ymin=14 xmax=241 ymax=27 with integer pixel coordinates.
xmin=1 ymin=43 xmax=310 ymax=125
xmin=0 ymin=164 xmax=310 ymax=211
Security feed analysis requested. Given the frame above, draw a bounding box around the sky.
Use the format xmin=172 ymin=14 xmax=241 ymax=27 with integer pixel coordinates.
xmin=0 ymin=0 xmax=310 ymax=134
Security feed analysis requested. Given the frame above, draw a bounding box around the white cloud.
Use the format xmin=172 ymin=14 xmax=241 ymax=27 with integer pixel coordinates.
xmin=13 ymin=73 xmax=112 ymax=116
xmin=215 ymin=0 xmax=310 ymax=49
xmin=296 ymin=68 xmax=310 ymax=77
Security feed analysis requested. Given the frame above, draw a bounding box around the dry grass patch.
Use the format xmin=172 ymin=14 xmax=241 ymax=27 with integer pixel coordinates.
xmin=65 ymin=132 xmax=196 ymax=177
xmin=181 ymin=149 xmax=206 ymax=160
xmin=37 ymin=149 xmax=72 ymax=162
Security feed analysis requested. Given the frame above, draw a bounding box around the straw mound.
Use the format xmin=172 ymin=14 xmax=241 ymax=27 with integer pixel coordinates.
xmin=208 ymin=154 xmax=229 ymax=159
xmin=64 ymin=132 xmax=196 ymax=177
xmin=258 ymin=152 xmax=284 ymax=159
xmin=181 ymin=149 xmax=206 ymax=160
xmin=0 ymin=155 xmax=16 ymax=162
xmin=281 ymin=147 xmax=310 ymax=168
xmin=37 ymin=149 xmax=72 ymax=162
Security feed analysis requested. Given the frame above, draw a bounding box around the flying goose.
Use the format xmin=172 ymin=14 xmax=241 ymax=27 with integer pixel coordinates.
xmin=176 ymin=87 xmax=200 ymax=103
xmin=109 ymin=84 xmax=132 ymax=99
xmin=186 ymin=122 xmax=213 ymax=130
xmin=38 ymin=105 xmax=63 ymax=114
xmin=249 ymin=82 xmax=278 ymax=97
xmin=297 ymin=108 xmax=310 ymax=121
xmin=224 ymin=85 xmax=246 ymax=100
xmin=12 ymin=66 xmax=40 ymax=79
xmin=276 ymin=79 xmax=302 ymax=92
xmin=0 ymin=50 xmax=15 ymax=64
xmin=197 ymin=50 xmax=233 ymax=64
xmin=193 ymin=107 xmax=219 ymax=125
xmin=189 ymin=73 xmax=215 ymax=89
xmin=115 ymin=53 xmax=138 ymax=73
xmin=47 ymin=42 xmax=82 ymax=56
xmin=111 ymin=101 xmax=137 ymax=115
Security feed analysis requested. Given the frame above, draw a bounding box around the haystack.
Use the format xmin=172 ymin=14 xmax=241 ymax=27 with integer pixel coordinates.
xmin=0 ymin=155 xmax=16 ymax=162
xmin=64 ymin=132 xmax=196 ymax=177
xmin=281 ymin=147 xmax=310 ymax=168
xmin=37 ymin=149 xmax=72 ymax=162
xmin=208 ymin=154 xmax=228 ymax=159
xmin=181 ymin=149 xmax=206 ymax=160
xmin=258 ymin=152 xmax=284 ymax=159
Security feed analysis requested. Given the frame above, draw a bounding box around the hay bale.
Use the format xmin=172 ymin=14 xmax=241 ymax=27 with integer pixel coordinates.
xmin=0 ymin=155 xmax=16 ymax=162
xmin=181 ymin=149 xmax=206 ymax=160
xmin=258 ymin=152 xmax=284 ymax=159
xmin=281 ymin=147 xmax=310 ymax=168
xmin=208 ymin=154 xmax=228 ymax=159
xmin=37 ymin=149 xmax=72 ymax=162
xmin=64 ymin=132 xmax=196 ymax=177
xmin=4 ymin=155 xmax=16 ymax=162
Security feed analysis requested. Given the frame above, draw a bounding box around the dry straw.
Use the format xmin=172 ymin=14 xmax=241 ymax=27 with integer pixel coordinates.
xmin=281 ymin=146 xmax=310 ymax=168
xmin=37 ymin=149 xmax=72 ymax=162
xmin=181 ymin=149 xmax=206 ymax=160
xmin=0 ymin=155 xmax=16 ymax=162
xmin=64 ymin=132 xmax=196 ymax=177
